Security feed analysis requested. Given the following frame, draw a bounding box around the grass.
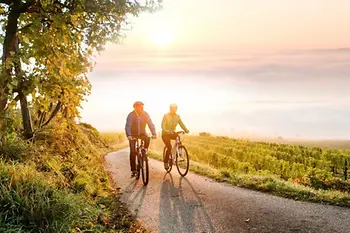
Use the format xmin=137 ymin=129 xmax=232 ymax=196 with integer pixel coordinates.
xmin=148 ymin=137 xmax=350 ymax=208
xmin=100 ymin=132 xmax=129 ymax=151
xmin=0 ymin=121 xmax=148 ymax=232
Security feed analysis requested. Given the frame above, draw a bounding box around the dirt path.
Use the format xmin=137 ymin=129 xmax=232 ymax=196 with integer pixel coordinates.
xmin=105 ymin=149 xmax=350 ymax=233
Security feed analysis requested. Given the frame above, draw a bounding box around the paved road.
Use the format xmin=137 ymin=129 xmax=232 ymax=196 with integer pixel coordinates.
xmin=105 ymin=149 xmax=350 ymax=233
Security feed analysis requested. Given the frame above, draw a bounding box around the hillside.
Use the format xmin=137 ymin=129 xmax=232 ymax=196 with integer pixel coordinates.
xmin=0 ymin=120 xmax=145 ymax=232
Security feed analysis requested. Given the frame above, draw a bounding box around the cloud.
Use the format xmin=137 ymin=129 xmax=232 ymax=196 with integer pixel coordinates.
xmin=229 ymin=100 xmax=350 ymax=107
xmin=89 ymin=48 xmax=350 ymax=96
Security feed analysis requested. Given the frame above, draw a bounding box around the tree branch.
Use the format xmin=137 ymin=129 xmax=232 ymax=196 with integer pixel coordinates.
xmin=38 ymin=111 xmax=46 ymax=128
xmin=19 ymin=0 xmax=34 ymax=13
xmin=0 ymin=0 xmax=12 ymax=5
xmin=14 ymin=94 xmax=20 ymax=102
xmin=41 ymin=101 xmax=61 ymax=127
xmin=54 ymin=0 xmax=72 ymax=10
xmin=18 ymin=23 xmax=33 ymax=31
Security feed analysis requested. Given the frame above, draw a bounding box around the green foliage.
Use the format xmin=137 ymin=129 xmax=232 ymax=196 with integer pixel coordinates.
xmin=0 ymin=162 xmax=87 ymax=232
xmin=2 ymin=109 xmax=22 ymax=138
xmin=173 ymin=136 xmax=348 ymax=184
xmin=149 ymin=135 xmax=350 ymax=206
xmin=0 ymin=120 xmax=141 ymax=232
xmin=299 ymin=175 xmax=350 ymax=192
xmin=0 ymin=136 xmax=36 ymax=161
xmin=0 ymin=0 xmax=162 ymax=137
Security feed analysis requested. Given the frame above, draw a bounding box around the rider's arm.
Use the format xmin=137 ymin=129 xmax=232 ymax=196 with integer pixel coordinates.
xmin=178 ymin=115 xmax=189 ymax=133
xmin=161 ymin=114 xmax=167 ymax=132
xmin=146 ymin=113 xmax=157 ymax=136
xmin=125 ymin=113 xmax=133 ymax=137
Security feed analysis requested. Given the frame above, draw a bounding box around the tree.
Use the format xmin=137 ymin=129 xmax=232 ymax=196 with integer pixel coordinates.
xmin=0 ymin=0 xmax=161 ymax=140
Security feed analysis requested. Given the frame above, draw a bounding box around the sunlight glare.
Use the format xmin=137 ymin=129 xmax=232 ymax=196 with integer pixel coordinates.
xmin=149 ymin=22 xmax=174 ymax=47
xmin=151 ymin=31 xmax=172 ymax=47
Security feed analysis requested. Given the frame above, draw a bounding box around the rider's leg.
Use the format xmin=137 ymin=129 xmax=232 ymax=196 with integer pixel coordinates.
xmin=129 ymin=139 xmax=137 ymax=173
xmin=142 ymin=135 xmax=150 ymax=150
xmin=162 ymin=135 xmax=172 ymax=163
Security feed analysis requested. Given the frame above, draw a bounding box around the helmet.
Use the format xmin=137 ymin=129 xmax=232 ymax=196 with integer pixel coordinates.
xmin=133 ymin=101 xmax=144 ymax=108
xmin=170 ymin=103 xmax=178 ymax=108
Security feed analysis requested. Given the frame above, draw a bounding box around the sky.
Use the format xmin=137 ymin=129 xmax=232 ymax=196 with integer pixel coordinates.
xmin=80 ymin=0 xmax=350 ymax=140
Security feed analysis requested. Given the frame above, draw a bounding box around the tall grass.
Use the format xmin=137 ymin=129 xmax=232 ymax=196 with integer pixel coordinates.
xmin=0 ymin=119 xmax=144 ymax=232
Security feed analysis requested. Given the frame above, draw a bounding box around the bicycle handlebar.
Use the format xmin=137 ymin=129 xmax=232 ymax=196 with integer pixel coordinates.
xmin=169 ymin=131 xmax=186 ymax=135
xmin=131 ymin=136 xmax=153 ymax=140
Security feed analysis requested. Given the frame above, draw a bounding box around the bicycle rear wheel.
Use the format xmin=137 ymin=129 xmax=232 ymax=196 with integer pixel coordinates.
xmin=163 ymin=146 xmax=173 ymax=173
xmin=141 ymin=151 xmax=149 ymax=185
xmin=176 ymin=146 xmax=189 ymax=177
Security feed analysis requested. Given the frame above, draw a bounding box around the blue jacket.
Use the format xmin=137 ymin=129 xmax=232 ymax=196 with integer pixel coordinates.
xmin=125 ymin=111 xmax=157 ymax=137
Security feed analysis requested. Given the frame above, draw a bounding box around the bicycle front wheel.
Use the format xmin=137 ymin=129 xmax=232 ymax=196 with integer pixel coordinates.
xmin=141 ymin=152 xmax=149 ymax=185
xmin=136 ymin=157 xmax=141 ymax=180
xmin=176 ymin=146 xmax=189 ymax=177
xmin=163 ymin=146 xmax=172 ymax=173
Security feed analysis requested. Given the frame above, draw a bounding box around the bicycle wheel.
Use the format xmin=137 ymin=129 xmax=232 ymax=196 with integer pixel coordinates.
xmin=135 ymin=152 xmax=141 ymax=180
xmin=141 ymin=151 xmax=149 ymax=185
xmin=163 ymin=146 xmax=172 ymax=173
xmin=176 ymin=145 xmax=189 ymax=177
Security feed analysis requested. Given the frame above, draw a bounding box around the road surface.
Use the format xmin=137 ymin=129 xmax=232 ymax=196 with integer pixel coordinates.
xmin=105 ymin=149 xmax=350 ymax=233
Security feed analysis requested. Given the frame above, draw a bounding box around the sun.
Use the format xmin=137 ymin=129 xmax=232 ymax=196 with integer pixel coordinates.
xmin=151 ymin=31 xmax=172 ymax=47
xmin=149 ymin=26 xmax=174 ymax=47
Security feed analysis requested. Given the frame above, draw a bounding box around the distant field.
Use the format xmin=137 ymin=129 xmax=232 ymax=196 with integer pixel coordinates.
xmin=252 ymin=137 xmax=350 ymax=150
xmin=288 ymin=140 xmax=350 ymax=150
xmin=208 ymin=135 xmax=350 ymax=150
xmin=149 ymin=134 xmax=350 ymax=207
xmin=100 ymin=132 xmax=128 ymax=150
xmin=100 ymin=132 xmax=126 ymax=143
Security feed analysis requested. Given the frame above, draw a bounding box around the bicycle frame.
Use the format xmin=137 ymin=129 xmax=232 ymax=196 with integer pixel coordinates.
xmin=135 ymin=138 xmax=144 ymax=154
xmin=132 ymin=136 xmax=152 ymax=184
xmin=133 ymin=137 xmax=146 ymax=167
xmin=170 ymin=132 xmax=184 ymax=162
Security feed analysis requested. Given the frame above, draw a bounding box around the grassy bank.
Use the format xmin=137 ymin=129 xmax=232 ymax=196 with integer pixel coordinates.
xmin=0 ymin=120 xmax=147 ymax=232
xmin=149 ymin=135 xmax=350 ymax=207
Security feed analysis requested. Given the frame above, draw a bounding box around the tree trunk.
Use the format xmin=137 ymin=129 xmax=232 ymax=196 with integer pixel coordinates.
xmin=19 ymin=92 xmax=33 ymax=139
xmin=13 ymin=32 xmax=34 ymax=139
xmin=0 ymin=2 xmax=21 ymax=140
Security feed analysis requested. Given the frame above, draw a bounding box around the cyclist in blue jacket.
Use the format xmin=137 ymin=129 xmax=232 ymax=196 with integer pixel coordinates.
xmin=125 ymin=101 xmax=157 ymax=177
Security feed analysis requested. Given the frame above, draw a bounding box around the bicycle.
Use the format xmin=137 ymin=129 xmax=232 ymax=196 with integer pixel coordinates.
xmin=163 ymin=131 xmax=190 ymax=177
xmin=132 ymin=136 xmax=151 ymax=185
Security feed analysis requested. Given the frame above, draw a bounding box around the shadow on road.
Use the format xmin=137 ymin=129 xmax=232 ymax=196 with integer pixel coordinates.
xmin=159 ymin=173 xmax=216 ymax=233
xmin=121 ymin=179 xmax=148 ymax=217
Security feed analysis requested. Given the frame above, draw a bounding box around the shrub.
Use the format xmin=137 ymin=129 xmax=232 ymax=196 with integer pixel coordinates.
xmin=199 ymin=132 xmax=211 ymax=137
xmin=0 ymin=137 xmax=36 ymax=161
